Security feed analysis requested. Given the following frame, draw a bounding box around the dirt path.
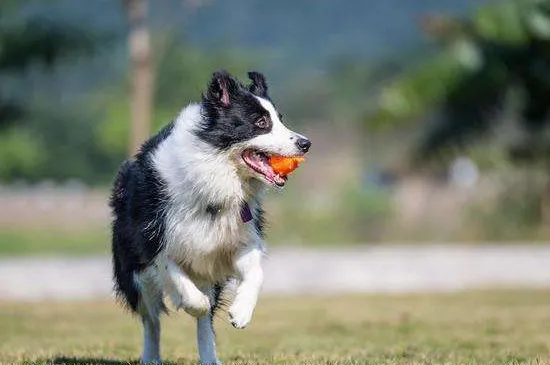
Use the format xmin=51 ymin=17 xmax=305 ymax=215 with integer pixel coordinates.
xmin=1 ymin=244 xmax=549 ymax=301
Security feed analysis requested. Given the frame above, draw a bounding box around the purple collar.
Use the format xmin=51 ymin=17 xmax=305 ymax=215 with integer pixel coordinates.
xmin=240 ymin=201 xmax=253 ymax=223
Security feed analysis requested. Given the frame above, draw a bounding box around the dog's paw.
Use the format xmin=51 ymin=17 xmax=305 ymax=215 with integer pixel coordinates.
xmin=228 ymin=297 xmax=255 ymax=329
xmin=169 ymin=284 xmax=210 ymax=317
xmin=200 ymin=360 xmax=222 ymax=365
xmin=182 ymin=291 xmax=210 ymax=318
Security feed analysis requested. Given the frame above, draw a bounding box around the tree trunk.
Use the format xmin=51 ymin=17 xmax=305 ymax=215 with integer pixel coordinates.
xmin=125 ymin=0 xmax=154 ymax=156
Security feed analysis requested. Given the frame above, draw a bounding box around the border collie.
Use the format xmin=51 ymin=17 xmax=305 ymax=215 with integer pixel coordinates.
xmin=110 ymin=70 xmax=311 ymax=364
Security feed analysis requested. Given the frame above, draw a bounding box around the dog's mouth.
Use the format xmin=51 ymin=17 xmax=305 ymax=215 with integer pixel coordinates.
xmin=241 ymin=149 xmax=288 ymax=187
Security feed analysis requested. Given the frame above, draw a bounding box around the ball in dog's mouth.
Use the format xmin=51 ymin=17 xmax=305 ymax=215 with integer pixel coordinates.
xmin=242 ymin=149 xmax=287 ymax=187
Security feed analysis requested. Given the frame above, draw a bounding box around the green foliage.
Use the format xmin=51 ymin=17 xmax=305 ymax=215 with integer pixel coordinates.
xmin=0 ymin=128 xmax=43 ymax=180
xmin=0 ymin=18 xmax=97 ymax=71
xmin=372 ymin=52 xmax=465 ymax=128
xmin=0 ymin=0 xmax=257 ymax=184
xmin=370 ymin=0 xmax=550 ymax=163
xmin=475 ymin=0 xmax=528 ymax=44
xmin=25 ymin=106 xmax=117 ymax=182
xmin=0 ymin=0 xmax=111 ymax=183
xmin=154 ymin=36 xmax=256 ymax=109
xmin=96 ymin=36 xmax=257 ymax=159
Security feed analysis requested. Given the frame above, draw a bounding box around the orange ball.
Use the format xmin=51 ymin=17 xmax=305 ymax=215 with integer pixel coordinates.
xmin=269 ymin=155 xmax=305 ymax=176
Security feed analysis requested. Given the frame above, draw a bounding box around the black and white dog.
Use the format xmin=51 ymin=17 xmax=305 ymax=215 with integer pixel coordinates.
xmin=110 ymin=70 xmax=310 ymax=364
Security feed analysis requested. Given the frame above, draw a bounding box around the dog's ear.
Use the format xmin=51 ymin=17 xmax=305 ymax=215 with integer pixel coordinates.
xmin=248 ymin=71 xmax=268 ymax=98
xmin=207 ymin=70 xmax=239 ymax=107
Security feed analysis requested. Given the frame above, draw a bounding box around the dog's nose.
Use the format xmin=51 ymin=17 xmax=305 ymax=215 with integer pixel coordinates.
xmin=296 ymin=138 xmax=311 ymax=153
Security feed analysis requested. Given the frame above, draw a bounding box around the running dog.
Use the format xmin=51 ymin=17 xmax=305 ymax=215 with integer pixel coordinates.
xmin=110 ymin=70 xmax=311 ymax=364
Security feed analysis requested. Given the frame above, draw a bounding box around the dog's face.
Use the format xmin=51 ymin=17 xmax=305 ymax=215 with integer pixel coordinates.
xmin=198 ymin=71 xmax=311 ymax=187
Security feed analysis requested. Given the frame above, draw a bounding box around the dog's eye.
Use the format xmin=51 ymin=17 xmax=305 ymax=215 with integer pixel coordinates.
xmin=255 ymin=116 xmax=269 ymax=129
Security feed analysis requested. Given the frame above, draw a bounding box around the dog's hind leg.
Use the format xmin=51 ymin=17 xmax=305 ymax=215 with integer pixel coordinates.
xmin=165 ymin=260 xmax=210 ymax=317
xmin=135 ymin=269 xmax=163 ymax=364
xmin=140 ymin=310 xmax=161 ymax=364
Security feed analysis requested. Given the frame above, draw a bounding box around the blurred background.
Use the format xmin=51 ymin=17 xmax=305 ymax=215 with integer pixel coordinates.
xmin=1 ymin=0 xmax=550 ymax=253
xmin=3 ymin=2 xmax=550 ymax=363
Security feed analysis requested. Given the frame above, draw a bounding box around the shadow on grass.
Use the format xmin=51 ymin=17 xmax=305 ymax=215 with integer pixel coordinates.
xmin=50 ymin=358 xmax=182 ymax=365
xmin=51 ymin=357 xmax=137 ymax=365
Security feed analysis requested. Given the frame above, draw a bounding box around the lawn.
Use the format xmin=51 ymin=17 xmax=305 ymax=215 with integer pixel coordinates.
xmin=0 ymin=228 xmax=110 ymax=256
xmin=1 ymin=290 xmax=549 ymax=364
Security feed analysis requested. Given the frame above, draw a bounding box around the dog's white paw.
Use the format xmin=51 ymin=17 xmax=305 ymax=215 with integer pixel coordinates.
xmin=170 ymin=286 xmax=210 ymax=317
xmin=182 ymin=291 xmax=210 ymax=318
xmin=228 ymin=296 xmax=255 ymax=329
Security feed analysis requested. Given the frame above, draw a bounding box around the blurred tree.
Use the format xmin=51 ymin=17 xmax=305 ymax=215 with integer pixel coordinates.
xmin=96 ymin=35 xmax=255 ymax=159
xmin=0 ymin=0 xmax=106 ymax=182
xmin=124 ymin=0 xmax=154 ymax=156
xmin=371 ymin=0 xmax=550 ymax=167
xmin=0 ymin=4 xmax=255 ymax=184
xmin=0 ymin=0 xmax=98 ymax=130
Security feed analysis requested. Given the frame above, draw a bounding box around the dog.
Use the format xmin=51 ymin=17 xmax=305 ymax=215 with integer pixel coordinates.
xmin=110 ymin=70 xmax=311 ymax=364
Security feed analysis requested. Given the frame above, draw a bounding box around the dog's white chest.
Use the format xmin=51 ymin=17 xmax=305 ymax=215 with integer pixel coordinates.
xmin=163 ymin=204 xmax=256 ymax=283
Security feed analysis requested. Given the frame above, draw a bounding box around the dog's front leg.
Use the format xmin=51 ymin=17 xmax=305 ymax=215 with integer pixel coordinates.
xmin=196 ymin=287 xmax=221 ymax=365
xmin=229 ymin=245 xmax=264 ymax=329
xmin=165 ymin=260 xmax=210 ymax=317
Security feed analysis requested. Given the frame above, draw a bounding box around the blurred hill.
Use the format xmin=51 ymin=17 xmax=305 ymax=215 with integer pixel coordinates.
xmin=0 ymin=0 xmax=493 ymax=185
xmin=26 ymin=0 xmax=492 ymax=90
xmin=171 ymin=0 xmax=489 ymax=70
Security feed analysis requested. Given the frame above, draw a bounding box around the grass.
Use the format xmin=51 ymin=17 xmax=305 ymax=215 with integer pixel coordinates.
xmin=0 ymin=228 xmax=109 ymax=256
xmin=1 ymin=290 xmax=549 ymax=364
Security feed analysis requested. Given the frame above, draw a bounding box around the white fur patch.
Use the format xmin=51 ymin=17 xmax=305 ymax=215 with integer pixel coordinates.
xmin=151 ymin=104 xmax=264 ymax=285
xmin=229 ymin=246 xmax=264 ymax=329
xmin=244 ymin=96 xmax=306 ymax=156
xmin=165 ymin=260 xmax=210 ymax=317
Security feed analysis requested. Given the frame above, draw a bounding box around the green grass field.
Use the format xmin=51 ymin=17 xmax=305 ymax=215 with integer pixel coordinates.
xmin=0 ymin=228 xmax=110 ymax=256
xmin=1 ymin=290 xmax=549 ymax=365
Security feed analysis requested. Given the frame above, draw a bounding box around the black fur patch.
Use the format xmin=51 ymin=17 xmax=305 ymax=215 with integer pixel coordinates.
xmin=110 ymin=121 xmax=175 ymax=312
xmin=248 ymin=71 xmax=269 ymax=98
xmin=210 ymin=281 xmax=227 ymax=322
xmin=253 ymin=205 xmax=266 ymax=238
xmin=139 ymin=120 xmax=175 ymax=157
xmin=196 ymin=71 xmax=275 ymax=150
xmin=206 ymin=203 xmax=222 ymax=219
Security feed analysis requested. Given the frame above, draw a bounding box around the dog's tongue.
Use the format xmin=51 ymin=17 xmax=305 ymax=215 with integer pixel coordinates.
xmin=261 ymin=162 xmax=286 ymax=186
xmin=242 ymin=150 xmax=288 ymax=187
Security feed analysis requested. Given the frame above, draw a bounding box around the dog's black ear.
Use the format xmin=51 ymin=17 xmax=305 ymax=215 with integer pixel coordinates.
xmin=248 ymin=71 xmax=268 ymax=98
xmin=207 ymin=70 xmax=239 ymax=107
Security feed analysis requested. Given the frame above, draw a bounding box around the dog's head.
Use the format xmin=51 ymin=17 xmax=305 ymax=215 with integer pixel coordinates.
xmin=198 ymin=70 xmax=311 ymax=187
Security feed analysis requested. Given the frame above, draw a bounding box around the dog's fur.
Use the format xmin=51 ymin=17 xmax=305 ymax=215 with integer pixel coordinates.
xmin=110 ymin=70 xmax=310 ymax=364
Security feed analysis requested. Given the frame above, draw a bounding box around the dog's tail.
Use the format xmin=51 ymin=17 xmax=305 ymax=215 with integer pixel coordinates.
xmin=110 ymin=160 xmax=140 ymax=312
xmin=112 ymin=246 xmax=140 ymax=312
